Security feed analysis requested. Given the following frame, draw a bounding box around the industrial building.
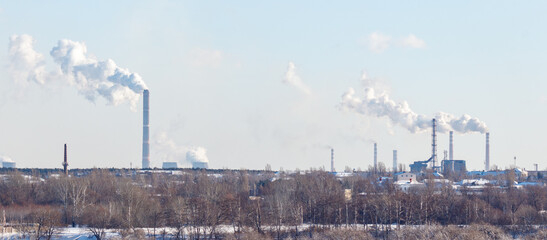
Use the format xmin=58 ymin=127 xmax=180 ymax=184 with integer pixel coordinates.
xmin=162 ymin=162 xmax=178 ymax=169
xmin=441 ymin=160 xmax=466 ymax=175
xmin=407 ymin=118 xmax=493 ymax=175
xmin=192 ymin=162 xmax=208 ymax=169
xmin=1 ymin=156 xmax=16 ymax=168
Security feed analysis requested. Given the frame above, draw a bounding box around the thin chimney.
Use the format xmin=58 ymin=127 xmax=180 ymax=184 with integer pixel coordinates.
xmin=393 ymin=150 xmax=397 ymax=173
xmin=142 ymin=90 xmax=150 ymax=169
xmin=63 ymin=144 xmax=68 ymax=175
xmin=431 ymin=119 xmax=437 ymax=170
xmin=374 ymin=143 xmax=378 ymax=173
xmin=449 ymin=131 xmax=454 ymax=160
xmin=330 ymin=148 xmax=335 ymax=172
xmin=485 ymin=132 xmax=490 ymax=171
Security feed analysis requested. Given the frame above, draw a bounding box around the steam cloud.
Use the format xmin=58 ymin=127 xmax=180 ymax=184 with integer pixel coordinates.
xmin=283 ymin=62 xmax=311 ymax=95
xmin=340 ymin=75 xmax=488 ymax=134
xmin=153 ymin=132 xmax=209 ymax=166
xmin=186 ymin=147 xmax=209 ymax=163
xmin=8 ymin=34 xmax=147 ymax=109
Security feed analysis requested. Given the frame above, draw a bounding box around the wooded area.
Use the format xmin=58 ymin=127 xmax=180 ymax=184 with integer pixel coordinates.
xmin=0 ymin=169 xmax=546 ymax=239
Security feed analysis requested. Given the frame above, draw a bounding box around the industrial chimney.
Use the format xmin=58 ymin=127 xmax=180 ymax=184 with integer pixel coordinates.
xmin=142 ymin=90 xmax=150 ymax=169
xmin=330 ymin=148 xmax=334 ymax=172
xmin=393 ymin=150 xmax=397 ymax=173
xmin=374 ymin=143 xmax=378 ymax=173
xmin=485 ymin=132 xmax=490 ymax=171
xmin=63 ymin=144 xmax=68 ymax=175
xmin=449 ymin=131 xmax=454 ymax=160
xmin=431 ymin=119 xmax=437 ymax=170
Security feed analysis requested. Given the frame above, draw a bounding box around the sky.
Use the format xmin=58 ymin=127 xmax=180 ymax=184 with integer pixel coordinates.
xmin=0 ymin=1 xmax=546 ymax=171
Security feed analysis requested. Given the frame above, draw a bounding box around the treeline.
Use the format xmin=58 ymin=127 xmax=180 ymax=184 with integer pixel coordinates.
xmin=0 ymin=169 xmax=546 ymax=239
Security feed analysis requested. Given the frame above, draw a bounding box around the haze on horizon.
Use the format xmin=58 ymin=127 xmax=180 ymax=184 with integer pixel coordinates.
xmin=0 ymin=1 xmax=546 ymax=171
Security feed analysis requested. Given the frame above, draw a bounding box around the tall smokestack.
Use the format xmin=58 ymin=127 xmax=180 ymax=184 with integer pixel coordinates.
xmin=393 ymin=150 xmax=397 ymax=173
xmin=63 ymin=144 xmax=68 ymax=175
xmin=485 ymin=132 xmax=490 ymax=171
xmin=142 ymin=89 xmax=150 ymax=169
xmin=330 ymin=148 xmax=334 ymax=172
xmin=374 ymin=143 xmax=377 ymax=173
xmin=449 ymin=131 xmax=454 ymax=160
xmin=431 ymin=119 xmax=437 ymax=170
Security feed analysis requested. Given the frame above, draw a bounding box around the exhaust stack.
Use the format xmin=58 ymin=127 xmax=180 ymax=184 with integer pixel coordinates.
xmin=485 ymin=132 xmax=490 ymax=171
xmin=431 ymin=119 xmax=437 ymax=170
xmin=330 ymin=148 xmax=334 ymax=172
xmin=393 ymin=150 xmax=397 ymax=173
xmin=374 ymin=143 xmax=378 ymax=173
xmin=63 ymin=144 xmax=68 ymax=175
xmin=449 ymin=131 xmax=454 ymax=160
xmin=142 ymin=90 xmax=150 ymax=169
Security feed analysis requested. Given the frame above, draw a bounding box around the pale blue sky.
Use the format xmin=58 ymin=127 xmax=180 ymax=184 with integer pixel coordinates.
xmin=0 ymin=1 xmax=546 ymax=170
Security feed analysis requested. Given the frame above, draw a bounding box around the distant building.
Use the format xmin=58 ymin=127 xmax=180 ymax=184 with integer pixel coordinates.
xmin=2 ymin=161 xmax=16 ymax=168
xmin=192 ymin=162 xmax=208 ymax=169
xmin=441 ymin=160 xmax=466 ymax=175
xmin=1 ymin=156 xmax=16 ymax=169
xmin=395 ymin=172 xmax=416 ymax=182
xmin=162 ymin=162 xmax=178 ymax=169
xmin=410 ymin=162 xmax=428 ymax=173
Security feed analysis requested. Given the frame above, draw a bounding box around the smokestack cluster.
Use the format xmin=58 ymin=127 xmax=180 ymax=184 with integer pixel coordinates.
xmin=340 ymin=75 xmax=488 ymax=134
xmin=330 ymin=148 xmax=334 ymax=172
xmin=393 ymin=150 xmax=397 ymax=173
xmin=374 ymin=143 xmax=377 ymax=173
xmin=485 ymin=132 xmax=490 ymax=171
xmin=142 ymin=90 xmax=150 ymax=169
xmin=449 ymin=131 xmax=454 ymax=160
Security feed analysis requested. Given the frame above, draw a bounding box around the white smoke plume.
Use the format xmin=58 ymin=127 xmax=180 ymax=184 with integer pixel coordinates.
xmin=8 ymin=34 xmax=147 ymax=109
xmin=152 ymin=132 xmax=209 ymax=166
xmin=8 ymin=35 xmax=48 ymax=85
xmin=340 ymin=75 xmax=488 ymax=134
xmin=283 ymin=62 xmax=312 ymax=95
xmin=186 ymin=147 xmax=209 ymax=163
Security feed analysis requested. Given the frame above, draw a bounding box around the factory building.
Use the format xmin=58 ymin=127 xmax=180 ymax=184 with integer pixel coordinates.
xmin=408 ymin=118 xmax=486 ymax=175
xmin=1 ymin=156 xmax=16 ymax=168
xmin=441 ymin=160 xmax=466 ymax=175
xmin=162 ymin=162 xmax=178 ymax=169
xmin=192 ymin=162 xmax=208 ymax=169
xmin=410 ymin=161 xmax=428 ymax=173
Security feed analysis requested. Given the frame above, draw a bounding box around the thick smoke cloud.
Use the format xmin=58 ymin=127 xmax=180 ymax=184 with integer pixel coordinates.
xmin=186 ymin=147 xmax=209 ymax=163
xmin=283 ymin=62 xmax=311 ymax=95
xmin=8 ymin=34 xmax=147 ymax=109
xmin=340 ymin=75 xmax=488 ymax=134
xmin=8 ymin=35 xmax=48 ymax=85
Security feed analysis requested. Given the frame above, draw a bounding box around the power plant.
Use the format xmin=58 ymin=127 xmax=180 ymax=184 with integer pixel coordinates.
xmin=142 ymin=89 xmax=150 ymax=169
xmin=408 ymin=118 xmax=494 ymax=174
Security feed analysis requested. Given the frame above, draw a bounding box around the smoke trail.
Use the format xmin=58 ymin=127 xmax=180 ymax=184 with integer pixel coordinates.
xmin=340 ymin=75 xmax=488 ymax=134
xmin=8 ymin=34 xmax=147 ymax=109
xmin=283 ymin=62 xmax=312 ymax=95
